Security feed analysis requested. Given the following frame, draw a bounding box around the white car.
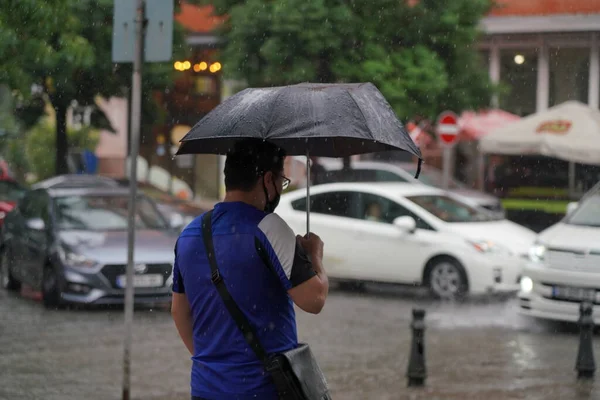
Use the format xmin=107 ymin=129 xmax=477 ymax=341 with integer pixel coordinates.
xmin=277 ymin=183 xmax=536 ymax=298
xmin=295 ymin=158 xmax=505 ymax=218
xmin=519 ymin=184 xmax=600 ymax=322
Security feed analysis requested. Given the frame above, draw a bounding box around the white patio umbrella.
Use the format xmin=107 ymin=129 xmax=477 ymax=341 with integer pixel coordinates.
xmin=479 ymin=101 xmax=600 ymax=196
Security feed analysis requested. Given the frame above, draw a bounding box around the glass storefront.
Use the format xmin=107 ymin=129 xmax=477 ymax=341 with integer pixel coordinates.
xmin=549 ymin=47 xmax=589 ymax=106
xmin=499 ymin=49 xmax=538 ymax=116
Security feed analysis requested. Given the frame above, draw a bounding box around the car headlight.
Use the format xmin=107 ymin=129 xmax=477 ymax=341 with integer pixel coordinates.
xmin=468 ymin=240 xmax=497 ymax=253
xmin=528 ymin=244 xmax=546 ymax=263
xmin=60 ymin=249 xmax=98 ymax=268
xmin=520 ymin=276 xmax=533 ymax=293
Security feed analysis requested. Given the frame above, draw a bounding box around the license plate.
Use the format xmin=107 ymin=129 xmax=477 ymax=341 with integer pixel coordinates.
xmin=552 ymin=286 xmax=596 ymax=302
xmin=116 ymin=274 xmax=163 ymax=288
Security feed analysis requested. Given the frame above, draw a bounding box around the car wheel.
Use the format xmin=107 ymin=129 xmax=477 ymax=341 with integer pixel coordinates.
xmin=426 ymin=258 xmax=467 ymax=299
xmin=42 ymin=266 xmax=64 ymax=309
xmin=1 ymin=246 xmax=21 ymax=291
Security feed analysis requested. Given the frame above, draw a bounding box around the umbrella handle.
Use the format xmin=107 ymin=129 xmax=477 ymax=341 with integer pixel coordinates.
xmin=306 ymin=149 xmax=310 ymax=237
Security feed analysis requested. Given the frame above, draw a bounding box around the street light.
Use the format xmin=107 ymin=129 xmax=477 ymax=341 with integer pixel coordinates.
xmin=210 ymin=62 xmax=222 ymax=73
xmin=514 ymin=54 xmax=525 ymax=65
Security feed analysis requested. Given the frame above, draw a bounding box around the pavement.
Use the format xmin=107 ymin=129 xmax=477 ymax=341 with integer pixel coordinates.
xmin=1 ymin=284 xmax=600 ymax=400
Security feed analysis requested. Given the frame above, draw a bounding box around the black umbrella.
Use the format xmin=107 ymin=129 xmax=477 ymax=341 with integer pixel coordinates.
xmin=176 ymin=82 xmax=422 ymax=231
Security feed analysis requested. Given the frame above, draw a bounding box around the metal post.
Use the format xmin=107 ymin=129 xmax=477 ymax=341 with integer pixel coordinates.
xmin=589 ymin=33 xmax=599 ymax=110
xmin=576 ymin=301 xmax=595 ymax=379
xmin=536 ymin=37 xmax=549 ymax=112
xmin=442 ymin=146 xmax=452 ymax=190
xmin=489 ymin=39 xmax=500 ymax=109
xmin=407 ymin=308 xmax=427 ymax=387
xmin=122 ymin=1 xmax=145 ymax=399
xmin=568 ymin=162 xmax=576 ymax=199
xmin=306 ymin=149 xmax=310 ymax=235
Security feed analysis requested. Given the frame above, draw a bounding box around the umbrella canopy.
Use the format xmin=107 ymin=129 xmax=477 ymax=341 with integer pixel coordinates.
xmin=479 ymin=101 xmax=600 ymax=165
xmin=458 ymin=109 xmax=520 ymax=141
xmin=177 ymin=82 xmax=422 ymax=160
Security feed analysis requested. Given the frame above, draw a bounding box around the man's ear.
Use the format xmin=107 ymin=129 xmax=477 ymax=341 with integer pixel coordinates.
xmin=263 ymin=170 xmax=274 ymax=186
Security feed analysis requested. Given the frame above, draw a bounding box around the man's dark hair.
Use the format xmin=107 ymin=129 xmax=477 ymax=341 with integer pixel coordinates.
xmin=224 ymin=139 xmax=286 ymax=192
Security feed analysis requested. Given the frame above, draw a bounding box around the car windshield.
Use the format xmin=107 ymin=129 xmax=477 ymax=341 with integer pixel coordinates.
xmin=53 ymin=194 xmax=168 ymax=231
xmin=407 ymin=194 xmax=495 ymax=223
xmin=0 ymin=181 xmax=26 ymax=202
xmin=565 ymin=193 xmax=600 ymax=227
xmin=401 ymin=166 xmax=466 ymax=189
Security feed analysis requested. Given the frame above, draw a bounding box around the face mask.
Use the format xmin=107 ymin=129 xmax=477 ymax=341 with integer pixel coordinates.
xmin=263 ymin=180 xmax=281 ymax=214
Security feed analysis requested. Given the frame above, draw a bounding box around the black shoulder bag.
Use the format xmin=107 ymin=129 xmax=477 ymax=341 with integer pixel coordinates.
xmin=201 ymin=211 xmax=331 ymax=400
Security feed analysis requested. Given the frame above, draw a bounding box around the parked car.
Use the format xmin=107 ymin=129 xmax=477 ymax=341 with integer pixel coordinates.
xmin=0 ymin=186 xmax=177 ymax=308
xmin=277 ymin=182 xmax=536 ymax=298
xmin=33 ymin=174 xmax=200 ymax=230
xmin=519 ymin=182 xmax=600 ymax=323
xmin=300 ymin=158 xmax=505 ymax=218
xmin=31 ymin=174 xmax=121 ymax=190
xmin=0 ymin=180 xmax=27 ymax=227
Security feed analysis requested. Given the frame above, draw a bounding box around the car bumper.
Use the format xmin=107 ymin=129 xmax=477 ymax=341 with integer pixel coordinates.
xmin=60 ymin=267 xmax=173 ymax=305
xmin=518 ymin=263 xmax=600 ymax=323
xmin=464 ymin=252 xmax=523 ymax=295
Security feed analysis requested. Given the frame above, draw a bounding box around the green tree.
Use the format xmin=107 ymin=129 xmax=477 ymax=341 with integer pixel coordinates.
xmin=207 ymin=0 xmax=494 ymax=121
xmin=25 ymin=120 xmax=100 ymax=181
xmin=0 ymin=0 xmax=191 ymax=176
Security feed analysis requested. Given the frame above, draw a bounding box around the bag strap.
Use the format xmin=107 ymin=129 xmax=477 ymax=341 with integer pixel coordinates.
xmin=201 ymin=210 xmax=270 ymax=365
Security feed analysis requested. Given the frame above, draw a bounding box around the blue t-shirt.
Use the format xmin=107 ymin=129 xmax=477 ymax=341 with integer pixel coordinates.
xmin=173 ymin=201 xmax=316 ymax=400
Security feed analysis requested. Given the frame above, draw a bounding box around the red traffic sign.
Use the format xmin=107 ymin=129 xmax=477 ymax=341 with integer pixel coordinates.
xmin=436 ymin=111 xmax=460 ymax=146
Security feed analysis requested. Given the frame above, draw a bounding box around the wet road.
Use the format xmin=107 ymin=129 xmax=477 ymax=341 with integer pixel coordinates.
xmin=1 ymin=285 xmax=599 ymax=400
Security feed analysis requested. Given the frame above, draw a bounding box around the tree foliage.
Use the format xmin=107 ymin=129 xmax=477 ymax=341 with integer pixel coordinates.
xmin=208 ymin=0 xmax=495 ymax=121
xmin=0 ymin=0 xmax=192 ymax=175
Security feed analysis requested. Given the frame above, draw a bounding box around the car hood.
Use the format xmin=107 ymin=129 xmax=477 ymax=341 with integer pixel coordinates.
xmin=538 ymin=222 xmax=600 ymax=252
xmin=59 ymin=229 xmax=178 ymax=265
xmin=449 ymin=188 xmax=499 ymax=206
xmin=447 ymin=220 xmax=537 ymax=256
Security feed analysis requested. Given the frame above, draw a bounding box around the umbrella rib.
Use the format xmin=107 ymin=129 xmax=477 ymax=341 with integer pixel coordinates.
xmin=345 ymin=89 xmax=375 ymax=146
xmin=265 ymin=87 xmax=288 ymax=137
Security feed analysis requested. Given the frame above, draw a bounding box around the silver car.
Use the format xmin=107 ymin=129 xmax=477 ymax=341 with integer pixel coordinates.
xmin=308 ymin=159 xmax=505 ymax=218
xmin=0 ymin=186 xmax=177 ymax=308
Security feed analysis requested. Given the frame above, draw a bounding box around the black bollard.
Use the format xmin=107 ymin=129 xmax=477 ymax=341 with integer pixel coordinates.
xmin=406 ymin=308 xmax=427 ymax=387
xmin=576 ymin=301 xmax=595 ymax=379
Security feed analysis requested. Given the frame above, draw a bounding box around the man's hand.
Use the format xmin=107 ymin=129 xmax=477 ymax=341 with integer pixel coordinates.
xmin=289 ymin=232 xmax=328 ymax=314
xmin=297 ymin=232 xmax=324 ymax=262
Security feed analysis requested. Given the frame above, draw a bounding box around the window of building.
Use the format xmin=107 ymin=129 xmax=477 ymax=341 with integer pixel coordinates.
xmin=499 ymin=49 xmax=538 ymax=116
xmin=549 ymin=47 xmax=589 ymax=107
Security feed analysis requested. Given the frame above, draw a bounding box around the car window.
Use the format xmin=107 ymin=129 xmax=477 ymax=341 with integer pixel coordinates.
xmin=403 ymin=167 xmax=465 ymax=189
xmin=323 ymin=169 xmax=407 ymax=183
xmin=53 ymin=194 xmax=168 ymax=231
xmin=407 ymin=195 xmax=494 ymax=223
xmin=374 ymin=170 xmax=408 ymax=182
xmin=291 ymin=191 xmax=360 ymax=219
xmin=358 ymin=193 xmax=433 ymax=230
xmin=565 ymin=193 xmax=600 ymax=227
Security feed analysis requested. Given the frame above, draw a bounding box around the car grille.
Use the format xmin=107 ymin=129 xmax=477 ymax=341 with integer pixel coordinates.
xmin=101 ymin=264 xmax=172 ymax=289
xmin=546 ymin=248 xmax=600 ymax=272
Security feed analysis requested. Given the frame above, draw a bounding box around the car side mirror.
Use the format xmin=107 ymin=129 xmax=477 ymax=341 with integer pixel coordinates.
xmin=26 ymin=218 xmax=45 ymax=231
xmin=566 ymin=202 xmax=579 ymax=215
xmin=169 ymin=213 xmax=185 ymax=230
xmin=393 ymin=216 xmax=416 ymax=234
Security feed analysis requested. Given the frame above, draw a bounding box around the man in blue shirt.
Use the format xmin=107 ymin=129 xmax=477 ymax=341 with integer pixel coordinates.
xmin=171 ymin=139 xmax=329 ymax=400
